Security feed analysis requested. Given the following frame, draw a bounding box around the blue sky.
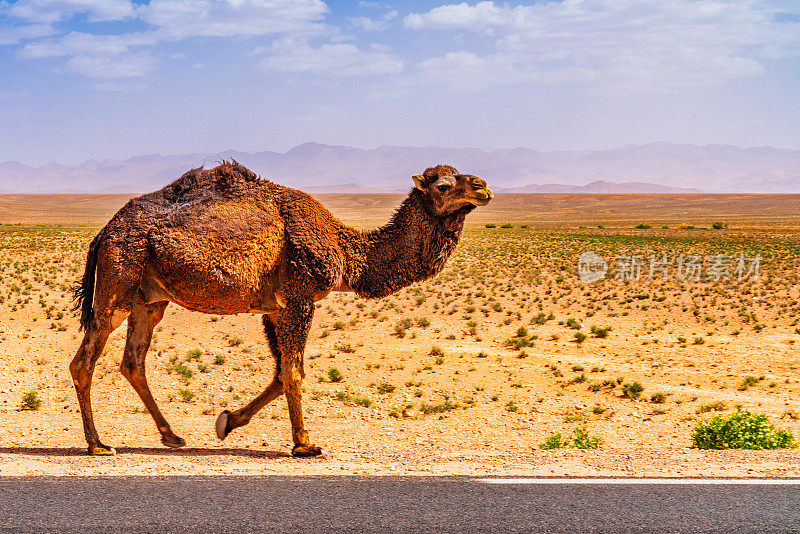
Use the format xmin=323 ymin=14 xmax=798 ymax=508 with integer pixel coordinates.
xmin=1 ymin=0 xmax=799 ymax=165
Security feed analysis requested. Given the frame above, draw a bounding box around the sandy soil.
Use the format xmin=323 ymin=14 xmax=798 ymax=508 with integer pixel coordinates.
xmin=3 ymin=448 xmax=800 ymax=477
xmin=2 ymin=196 xmax=800 ymax=477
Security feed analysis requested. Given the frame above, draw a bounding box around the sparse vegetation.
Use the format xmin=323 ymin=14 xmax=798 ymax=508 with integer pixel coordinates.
xmin=3 ymin=198 xmax=800 ymax=466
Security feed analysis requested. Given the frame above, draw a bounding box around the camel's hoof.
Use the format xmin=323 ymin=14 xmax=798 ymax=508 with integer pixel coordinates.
xmin=162 ymin=434 xmax=186 ymax=448
xmin=215 ymin=410 xmax=231 ymax=440
xmin=292 ymin=444 xmax=323 ymax=458
xmin=88 ymin=443 xmax=116 ymax=456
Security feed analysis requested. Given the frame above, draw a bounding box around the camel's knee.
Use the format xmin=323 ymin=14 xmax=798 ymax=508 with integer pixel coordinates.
xmin=69 ymin=355 xmax=86 ymax=383
xmin=70 ymin=345 xmax=94 ymax=383
xmin=279 ymin=365 xmax=303 ymax=390
xmin=272 ymin=380 xmax=285 ymax=395
xmin=119 ymin=357 xmax=138 ymax=381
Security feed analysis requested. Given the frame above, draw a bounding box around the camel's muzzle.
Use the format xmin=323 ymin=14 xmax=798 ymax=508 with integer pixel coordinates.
xmin=467 ymin=178 xmax=493 ymax=206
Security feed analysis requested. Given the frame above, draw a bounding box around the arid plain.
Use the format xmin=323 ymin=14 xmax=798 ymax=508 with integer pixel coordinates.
xmin=1 ymin=193 xmax=800 ymax=476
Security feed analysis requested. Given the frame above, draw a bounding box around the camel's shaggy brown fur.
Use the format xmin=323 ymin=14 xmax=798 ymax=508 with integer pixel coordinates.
xmin=70 ymin=161 xmax=493 ymax=457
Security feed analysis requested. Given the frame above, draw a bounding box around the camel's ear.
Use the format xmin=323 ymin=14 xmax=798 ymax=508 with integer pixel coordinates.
xmin=412 ymin=174 xmax=426 ymax=191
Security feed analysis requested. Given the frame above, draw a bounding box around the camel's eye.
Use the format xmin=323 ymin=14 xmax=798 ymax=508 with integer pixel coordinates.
xmin=437 ymin=184 xmax=451 ymax=192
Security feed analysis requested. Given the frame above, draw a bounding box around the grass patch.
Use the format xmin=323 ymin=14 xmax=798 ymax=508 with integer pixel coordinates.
xmin=327 ymin=367 xmax=344 ymax=383
xmin=20 ymin=391 xmax=41 ymax=411
xmin=420 ymin=400 xmax=459 ymax=414
xmin=333 ymin=391 xmax=372 ymax=408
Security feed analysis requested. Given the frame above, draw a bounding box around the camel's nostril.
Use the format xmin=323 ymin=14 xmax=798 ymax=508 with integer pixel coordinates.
xmin=471 ymin=179 xmax=488 ymax=190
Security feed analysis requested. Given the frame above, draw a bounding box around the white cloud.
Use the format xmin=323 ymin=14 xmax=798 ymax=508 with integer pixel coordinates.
xmin=4 ymin=0 xmax=135 ymax=23
xmin=404 ymin=0 xmax=800 ymax=93
xmin=63 ymin=50 xmax=156 ymax=77
xmin=349 ymin=9 xmax=397 ymax=31
xmin=17 ymin=31 xmax=159 ymax=78
xmin=141 ymin=0 xmax=329 ymax=39
xmin=18 ymin=31 xmax=157 ymax=58
xmin=404 ymin=1 xmax=511 ymax=31
xmin=260 ymin=38 xmax=402 ymax=76
xmin=3 ymin=0 xmax=334 ymax=80
xmin=0 ymin=23 xmax=55 ymax=44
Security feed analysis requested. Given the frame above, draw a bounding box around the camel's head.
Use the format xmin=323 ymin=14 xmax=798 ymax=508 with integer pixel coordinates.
xmin=412 ymin=164 xmax=494 ymax=216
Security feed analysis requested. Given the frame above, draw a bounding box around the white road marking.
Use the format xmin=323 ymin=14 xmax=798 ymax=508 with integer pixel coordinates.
xmin=476 ymin=478 xmax=800 ymax=485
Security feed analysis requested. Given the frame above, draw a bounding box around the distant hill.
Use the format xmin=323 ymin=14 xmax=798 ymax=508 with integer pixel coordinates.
xmin=303 ymin=183 xmax=393 ymax=193
xmin=500 ymin=180 xmax=703 ymax=194
xmin=1 ymin=142 xmax=799 ymax=193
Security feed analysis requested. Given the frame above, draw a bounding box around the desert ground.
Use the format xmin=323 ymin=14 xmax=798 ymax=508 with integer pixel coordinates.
xmin=1 ymin=193 xmax=800 ymax=476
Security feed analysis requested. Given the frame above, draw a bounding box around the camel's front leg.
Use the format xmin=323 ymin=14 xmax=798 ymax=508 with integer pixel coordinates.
xmin=276 ymin=296 xmax=322 ymax=458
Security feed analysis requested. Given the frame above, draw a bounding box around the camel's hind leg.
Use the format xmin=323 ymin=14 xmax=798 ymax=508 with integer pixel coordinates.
xmin=216 ymin=314 xmax=284 ymax=440
xmin=119 ymin=297 xmax=185 ymax=448
xmin=70 ymin=310 xmax=128 ymax=455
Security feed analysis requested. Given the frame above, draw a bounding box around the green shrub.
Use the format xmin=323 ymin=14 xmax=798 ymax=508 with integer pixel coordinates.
xmin=650 ymin=392 xmax=667 ymax=404
xmin=622 ymin=381 xmax=644 ymax=400
xmin=571 ymin=426 xmax=603 ymax=449
xmin=178 ymin=389 xmax=195 ymax=402
xmin=334 ymin=341 xmax=355 ymax=353
xmin=738 ymin=375 xmax=761 ymax=391
xmin=420 ymin=400 xmax=458 ymax=414
xmin=376 ymin=382 xmax=396 ymax=394
xmin=500 ymin=223 xmax=513 ymax=229
xmin=504 ymin=334 xmax=532 ymax=349
xmin=539 ymin=426 xmax=602 ymax=449
xmin=334 ymin=391 xmax=372 ymax=407
xmin=327 ymin=367 xmax=343 ymax=383
xmin=712 ymin=221 xmax=728 ymax=229
xmin=485 ymin=223 xmax=496 ymax=228
xmin=692 ymin=410 xmax=797 ymax=450
xmin=226 ymin=335 xmax=244 ymax=347
xmin=172 ymin=363 xmax=192 ymax=379
xmin=539 ymin=432 xmax=566 ymax=449
xmin=635 ymin=223 xmax=652 ymax=229
xmin=21 ymin=391 xmax=41 ymax=411
xmin=697 ymin=401 xmax=726 ymax=413
xmin=591 ymin=325 xmax=611 ymax=338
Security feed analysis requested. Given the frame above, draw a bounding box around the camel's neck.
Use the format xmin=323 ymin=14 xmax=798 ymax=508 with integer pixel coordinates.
xmin=346 ymin=190 xmax=470 ymax=298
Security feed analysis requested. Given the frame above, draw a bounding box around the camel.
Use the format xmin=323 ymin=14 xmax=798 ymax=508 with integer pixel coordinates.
xmin=70 ymin=162 xmax=493 ymax=457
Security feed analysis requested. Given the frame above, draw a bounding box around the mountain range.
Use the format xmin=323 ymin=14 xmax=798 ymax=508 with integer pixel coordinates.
xmin=2 ymin=142 xmax=799 ymax=194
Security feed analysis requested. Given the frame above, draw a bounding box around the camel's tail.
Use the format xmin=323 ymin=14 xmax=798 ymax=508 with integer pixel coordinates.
xmin=72 ymin=230 xmax=103 ymax=331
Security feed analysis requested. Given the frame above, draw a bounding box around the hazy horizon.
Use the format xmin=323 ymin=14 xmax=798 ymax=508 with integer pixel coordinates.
xmin=2 ymin=141 xmax=799 ymax=194
xmin=3 ymin=140 xmax=800 ymax=169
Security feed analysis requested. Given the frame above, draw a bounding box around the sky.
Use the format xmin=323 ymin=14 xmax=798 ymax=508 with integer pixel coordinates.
xmin=1 ymin=0 xmax=799 ymax=165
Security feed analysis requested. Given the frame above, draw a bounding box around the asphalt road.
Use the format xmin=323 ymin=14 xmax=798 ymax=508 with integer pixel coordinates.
xmin=0 ymin=477 xmax=799 ymax=533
